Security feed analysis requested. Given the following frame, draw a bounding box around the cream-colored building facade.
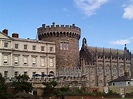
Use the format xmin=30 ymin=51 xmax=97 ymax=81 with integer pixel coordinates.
xmin=0 ymin=29 xmax=56 ymax=79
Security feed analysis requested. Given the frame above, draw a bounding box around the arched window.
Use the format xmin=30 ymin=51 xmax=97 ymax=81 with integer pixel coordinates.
xmin=105 ymin=65 xmax=110 ymax=76
xmin=119 ymin=65 xmax=124 ymax=76
xmin=49 ymin=71 xmax=54 ymax=76
xmin=97 ymin=65 xmax=103 ymax=76
xmin=113 ymin=66 xmax=117 ymax=77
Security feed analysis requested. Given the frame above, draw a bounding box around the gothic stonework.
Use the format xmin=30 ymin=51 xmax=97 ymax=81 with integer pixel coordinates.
xmin=80 ymin=38 xmax=132 ymax=87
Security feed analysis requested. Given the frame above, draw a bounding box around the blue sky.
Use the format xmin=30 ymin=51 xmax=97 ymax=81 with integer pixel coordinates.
xmin=0 ymin=0 xmax=133 ymax=52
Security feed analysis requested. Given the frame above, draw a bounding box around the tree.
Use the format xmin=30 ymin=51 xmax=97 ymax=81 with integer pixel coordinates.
xmin=0 ymin=73 xmax=13 ymax=99
xmin=42 ymin=81 xmax=57 ymax=97
xmin=12 ymin=74 xmax=33 ymax=93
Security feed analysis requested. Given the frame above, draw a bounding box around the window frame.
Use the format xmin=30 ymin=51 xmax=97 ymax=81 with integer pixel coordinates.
xmin=15 ymin=44 xmax=19 ymax=49
xmin=24 ymin=44 xmax=27 ymax=50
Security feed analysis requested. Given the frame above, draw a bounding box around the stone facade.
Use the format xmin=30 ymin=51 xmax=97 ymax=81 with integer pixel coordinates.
xmin=0 ymin=29 xmax=56 ymax=79
xmin=37 ymin=22 xmax=81 ymax=68
xmin=80 ymin=38 xmax=132 ymax=87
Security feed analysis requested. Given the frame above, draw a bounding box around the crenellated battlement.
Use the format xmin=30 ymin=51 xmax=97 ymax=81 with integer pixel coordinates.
xmin=37 ymin=22 xmax=80 ymax=68
xmin=37 ymin=22 xmax=81 ymax=40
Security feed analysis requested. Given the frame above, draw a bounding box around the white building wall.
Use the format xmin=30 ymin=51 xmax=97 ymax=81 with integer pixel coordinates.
xmin=0 ymin=32 xmax=56 ymax=79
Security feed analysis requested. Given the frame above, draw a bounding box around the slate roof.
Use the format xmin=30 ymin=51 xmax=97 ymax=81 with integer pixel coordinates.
xmin=86 ymin=46 xmax=131 ymax=59
xmin=109 ymin=76 xmax=132 ymax=83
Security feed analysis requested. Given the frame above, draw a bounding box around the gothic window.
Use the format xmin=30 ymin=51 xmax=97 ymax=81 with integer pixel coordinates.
xmin=126 ymin=65 xmax=130 ymax=73
xmin=105 ymin=66 xmax=110 ymax=76
xmin=113 ymin=66 xmax=117 ymax=77
xmin=97 ymin=66 xmax=103 ymax=76
xmin=119 ymin=65 xmax=124 ymax=76
xmin=90 ymin=67 xmax=95 ymax=75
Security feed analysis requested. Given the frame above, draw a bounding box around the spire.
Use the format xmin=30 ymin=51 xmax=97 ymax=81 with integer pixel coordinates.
xmin=82 ymin=38 xmax=87 ymax=47
xmin=124 ymin=44 xmax=127 ymax=51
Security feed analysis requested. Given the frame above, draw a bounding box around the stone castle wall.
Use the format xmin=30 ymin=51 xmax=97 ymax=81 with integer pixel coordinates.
xmin=37 ymin=23 xmax=81 ymax=68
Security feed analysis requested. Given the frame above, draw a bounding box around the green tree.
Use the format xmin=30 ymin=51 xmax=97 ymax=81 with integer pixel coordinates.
xmin=42 ymin=81 xmax=57 ymax=97
xmin=0 ymin=73 xmax=13 ymax=99
xmin=12 ymin=74 xmax=33 ymax=93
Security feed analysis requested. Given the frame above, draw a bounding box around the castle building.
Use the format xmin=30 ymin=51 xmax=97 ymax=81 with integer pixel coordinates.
xmin=0 ymin=29 xmax=56 ymax=79
xmin=80 ymin=38 xmax=132 ymax=87
xmin=37 ymin=22 xmax=81 ymax=68
xmin=0 ymin=23 xmax=132 ymax=91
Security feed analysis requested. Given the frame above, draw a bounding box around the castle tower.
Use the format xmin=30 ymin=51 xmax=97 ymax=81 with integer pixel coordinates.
xmin=37 ymin=22 xmax=81 ymax=68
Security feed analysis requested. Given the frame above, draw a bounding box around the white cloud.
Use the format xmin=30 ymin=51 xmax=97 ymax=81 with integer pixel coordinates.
xmin=123 ymin=5 xmax=133 ymax=20
xmin=74 ymin=0 xmax=109 ymax=16
xmin=110 ymin=38 xmax=133 ymax=45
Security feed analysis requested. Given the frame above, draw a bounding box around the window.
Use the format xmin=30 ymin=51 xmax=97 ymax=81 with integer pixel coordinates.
xmin=60 ymin=42 xmax=63 ymax=50
xmin=50 ymin=47 xmax=53 ymax=52
xmin=3 ymin=55 xmax=8 ymax=64
xmin=49 ymin=57 xmax=54 ymax=67
xmin=32 ymin=72 xmax=36 ymax=78
xmin=105 ymin=66 xmax=110 ymax=76
xmin=4 ymin=42 xmax=8 ymax=48
xmin=119 ymin=65 xmax=124 ymax=76
xmin=60 ymin=42 xmax=69 ymax=50
xmin=14 ymin=71 xmax=18 ymax=77
xmin=32 ymin=45 xmax=36 ymax=50
xmin=41 ymin=46 xmax=44 ymax=51
xmin=24 ymin=44 xmax=27 ymax=49
xmin=4 ymin=71 xmax=8 ymax=78
xmin=14 ymin=56 xmax=19 ymax=65
xmin=23 ymin=56 xmax=28 ymax=65
xmin=90 ymin=68 xmax=95 ymax=74
xmin=41 ymin=57 xmax=45 ymax=66
xmin=15 ymin=44 xmax=18 ymax=49
xmin=24 ymin=71 xmax=27 ymax=75
xmin=97 ymin=66 xmax=103 ymax=76
xmin=113 ymin=66 xmax=117 ymax=76
xmin=41 ymin=72 xmax=45 ymax=77
xmin=32 ymin=57 xmax=36 ymax=65
xmin=49 ymin=71 xmax=54 ymax=76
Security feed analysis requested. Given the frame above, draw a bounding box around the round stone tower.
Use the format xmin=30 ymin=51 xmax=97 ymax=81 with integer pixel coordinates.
xmin=37 ymin=22 xmax=81 ymax=68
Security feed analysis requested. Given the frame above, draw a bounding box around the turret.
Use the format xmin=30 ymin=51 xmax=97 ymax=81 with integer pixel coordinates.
xmin=37 ymin=22 xmax=81 ymax=68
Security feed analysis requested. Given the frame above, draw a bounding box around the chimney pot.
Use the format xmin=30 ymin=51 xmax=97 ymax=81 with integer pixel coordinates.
xmin=2 ymin=29 xmax=8 ymax=35
xmin=12 ymin=33 xmax=19 ymax=38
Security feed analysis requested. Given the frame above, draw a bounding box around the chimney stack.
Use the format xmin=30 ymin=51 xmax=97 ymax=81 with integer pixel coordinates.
xmin=2 ymin=29 xmax=8 ymax=35
xmin=12 ymin=33 xmax=19 ymax=38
